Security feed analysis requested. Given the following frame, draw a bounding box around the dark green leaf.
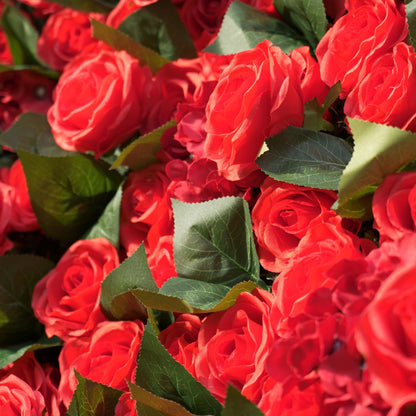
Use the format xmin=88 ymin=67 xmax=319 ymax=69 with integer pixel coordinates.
xmin=337 ymin=118 xmax=416 ymax=219
xmin=18 ymin=150 xmax=122 ymax=243
xmin=100 ymin=245 xmax=158 ymax=320
xmin=119 ymin=0 xmax=197 ymax=60
xmin=129 ymin=381 xmax=199 ymax=416
xmin=0 ymin=334 xmax=61 ymax=369
xmin=111 ymin=120 xmax=176 ymax=171
xmin=47 ymin=0 xmax=113 ymax=13
xmin=172 ymin=197 xmax=260 ymax=286
xmin=91 ymin=19 xmax=170 ymax=74
xmin=407 ymin=0 xmax=416 ymax=49
xmin=66 ymin=371 xmax=123 ymax=416
xmin=135 ymin=323 xmax=222 ymax=416
xmin=303 ymin=82 xmax=342 ymax=131
xmin=131 ymin=280 xmax=259 ymax=314
xmin=84 ymin=185 xmax=122 ymax=249
xmin=222 ymin=385 xmax=265 ymax=416
xmin=205 ymin=1 xmax=307 ymax=55
xmin=1 ymin=5 xmax=41 ymax=66
xmin=273 ymin=0 xmax=328 ymax=49
xmin=255 ymin=126 xmax=352 ymax=190
xmin=0 ymin=112 xmax=73 ymax=157
xmin=0 ymin=255 xmax=54 ymax=345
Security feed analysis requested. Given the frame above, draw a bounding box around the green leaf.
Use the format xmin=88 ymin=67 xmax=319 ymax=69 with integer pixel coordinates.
xmin=119 ymin=0 xmax=197 ymax=60
xmin=273 ymin=0 xmax=328 ymax=49
xmin=66 ymin=371 xmax=123 ymax=416
xmin=303 ymin=82 xmax=342 ymax=131
xmin=1 ymin=5 xmax=41 ymax=66
xmin=406 ymin=0 xmax=416 ymax=49
xmin=18 ymin=150 xmax=122 ymax=243
xmin=205 ymin=1 xmax=307 ymax=55
xmin=337 ymin=118 xmax=416 ymax=220
xmin=135 ymin=323 xmax=222 ymax=416
xmin=0 ymin=64 xmax=60 ymax=79
xmin=0 ymin=112 xmax=73 ymax=157
xmin=222 ymin=385 xmax=265 ymax=416
xmin=91 ymin=19 xmax=170 ymax=74
xmin=0 ymin=334 xmax=61 ymax=369
xmin=100 ymin=245 xmax=158 ymax=320
xmin=0 ymin=255 xmax=55 ymax=345
xmin=172 ymin=197 xmax=260 ymax=286
xmin=129 ymin=381 xmax=200 ymax=416
xmin=47 ymin=0 xmax=113 ymax=13
xmin=84 ymin=185 xmax=122 ymax=249
xmin=255 ymin=126 xmax=352 ymax=190
xmin=111 ymin=120 xmax=176 ymax=171
xmin=131 ymin=280 xmax=259 ymax=314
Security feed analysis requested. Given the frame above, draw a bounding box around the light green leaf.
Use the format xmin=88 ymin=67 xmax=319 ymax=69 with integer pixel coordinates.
xmin=1 ymin=5 xmax=41 ymax=65
xmin=0 ymin=334 xmax=61 ymax=369
xmin=84 ymin=185 xmax=122 ymax=249
xmin=119 ymin=0 xmax=197 ymax=60
xmin=91 ymin=19 xmax=170 ymax=74
xmin=66 ymin=371 xmax=123 ymax=416
xmin=111 ymin=120 xmax=176 ymax=171
xmin=255 ymin=126 xmax=352 ymax=190
xmin=222 ymin=385 xmax=265 ymax=416
xmin=18 ymin=150 xmax=122 ymax=243
xmin=0 ymin=255 xmax=54 ymax=345
xmin=205 ymin=1 xmax=307 ymax=55
xmin=129 ymin=382 xmax=200 ymax=416
xmin=273 ymin=0 xmax=328 ymax=49
xmin=337 ymin=118 xmax=416 ymax=219
xmin=100 ymin=245 xmax=158 ymax=320
xmin=0 ymin=112 xmax=73 ymax=157
xmin=135 ymin=323 xmax=222 ymax=416
xmin=131 ymin=280 xmax=259 ymax=314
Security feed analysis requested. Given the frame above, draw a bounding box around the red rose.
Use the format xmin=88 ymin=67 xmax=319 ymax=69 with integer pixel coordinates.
xmin=205 ymin=40 xmax=304 ymax=181
xmin=17 ymin=0 xmax=62 ymax=16
xmin=159 ymin=313 xmax=201 ymax=377
xmin=316 ymin=0 xmax=407 ymax=97
xmin=5 ymin=160 xmax=39 ymax=233
xmin=31 ymin=238 xmax=119 ymax=341
xmin=344 ymin=42 xmax=416 ymax=131
xmin=106 ymin=0 xmax=157 ymax=28
xmin=115 ymin=392 xmax=138 ymax=416
xmin=37 ymin=8 xmax=104 ymax=71
xmin=0 ymin=374 xmax=46 ymax=415
xmin=194 ymin=288 xmax=275 ymax=404
xmin=58 ymin=320 xmax=144 ymax=407
xmin=47 ymin=44 xmax=154 ymax=157
xmin=252 ymin=177 xmax=337 ymax=273
xmin=355 ymin=233 xmax=416 ymax=409
xmin=372 ymin=171 xmax=416 ymax=242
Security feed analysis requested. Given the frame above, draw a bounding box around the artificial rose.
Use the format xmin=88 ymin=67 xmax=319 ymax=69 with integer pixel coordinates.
xmin=194 ymin=288 xmax=275 ymax=404
xmin=316 ymin=0 xmax=407 ymax=97
xmin=106 ymin=0 xmax=157 ymax=28
xmin=205 ymin=40 xmax=304 ymax=181
xmin=120 ymin=162 xmax=170 ymax=256
xmin=372 ymin=171 xmax=416 ymax=242
xmin=47 ymin=43 xmax=154 ymax=157
xmin=37 ymin=8 xmax=104 ymax=71
xmin=252 ymin=177 xmax=337 ymax=272
xmin=159 ymin=313 xmax=201 ymax=377
xmin=344 ymin=42 xmax=416 ymax=131
xmin=355 ymin=233 xmax=416 ymax=410
xmin=58 ymin=320 xmax=144 ymax=407
xmin=31 ymin=238 xmax=119 ymax=341
xmin=4 ymin=160 xmax=39 ymax=232
xmin=0 ymin=374 xmax=46 ymax=415
xmin=272 ymin=216 xmax=365 ymax=319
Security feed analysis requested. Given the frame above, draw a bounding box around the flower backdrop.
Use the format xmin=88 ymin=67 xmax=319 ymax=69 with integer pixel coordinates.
xmin=0 ymin=0 xmax=416 ymax=414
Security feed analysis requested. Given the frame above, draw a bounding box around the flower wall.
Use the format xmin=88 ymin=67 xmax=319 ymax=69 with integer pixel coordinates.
xmin=0 ymin=0 xmax=416 ymax=415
